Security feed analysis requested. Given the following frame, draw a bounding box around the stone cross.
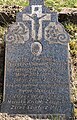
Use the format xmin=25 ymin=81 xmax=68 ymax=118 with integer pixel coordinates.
xmin=23 ymin=0 xmax=51 ymax=41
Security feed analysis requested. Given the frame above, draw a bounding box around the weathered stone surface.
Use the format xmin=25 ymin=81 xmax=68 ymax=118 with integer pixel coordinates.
xmin=60 ymin=8 xmax=77 ymax=14
xmin=59 ymin=8 xmax=77 ymax=23
xmin=1 ymin=0 xmax=73 ymax=119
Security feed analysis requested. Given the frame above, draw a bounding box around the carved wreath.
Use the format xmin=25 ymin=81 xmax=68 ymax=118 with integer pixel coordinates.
xmin=45 ymin=22 xmax=69 ymax=45
xmin=5 ymin=22 xmax=29 ymax=44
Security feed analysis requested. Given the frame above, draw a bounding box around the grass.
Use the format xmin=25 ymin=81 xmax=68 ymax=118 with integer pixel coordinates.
xmin=63 ymin=22 xmax=77 ymax=58
xmin=0 ymin=0 xmax=29 ymax=6
xmin=45 ymin=0 xmax=77 ymax=10
xmin=74 ymin=108 xmax=77 ymax=117
xmin=0 ymin=26 xmax=7 ymax=44
xmin=64 ymin=23 xmax=77 ymax=37
xmin=0 ymin=0 xmax=77 ymax=10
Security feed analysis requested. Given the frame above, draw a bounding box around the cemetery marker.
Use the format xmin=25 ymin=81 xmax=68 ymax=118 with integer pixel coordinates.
xmin=1 ymin=0 xmax=73 ymax=119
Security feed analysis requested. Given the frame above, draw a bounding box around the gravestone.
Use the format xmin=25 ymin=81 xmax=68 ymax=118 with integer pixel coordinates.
xmin=1 ymin=0 xmax=73 ymax=119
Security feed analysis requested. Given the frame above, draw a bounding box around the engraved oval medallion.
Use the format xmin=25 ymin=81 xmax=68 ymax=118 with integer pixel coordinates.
xmin=31 ymin=42 xmax=42 ymax=56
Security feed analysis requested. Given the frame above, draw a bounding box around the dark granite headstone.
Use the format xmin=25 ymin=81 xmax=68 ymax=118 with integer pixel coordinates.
xmin=1 ymin=0 xmax=73 ymax=119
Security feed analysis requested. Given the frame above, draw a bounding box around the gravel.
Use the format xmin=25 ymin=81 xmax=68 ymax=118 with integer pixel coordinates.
xmin=0 ymin=113 xmax=34 ymax=120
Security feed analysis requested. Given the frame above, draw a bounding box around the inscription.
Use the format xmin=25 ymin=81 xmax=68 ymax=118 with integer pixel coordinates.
xmin=6 ymin=55 xmax=69 ymax=111
xmin=10 ymin=106 xmax=25 ymax=110
xmin=5 ymin=56 xmax=69 ymax=112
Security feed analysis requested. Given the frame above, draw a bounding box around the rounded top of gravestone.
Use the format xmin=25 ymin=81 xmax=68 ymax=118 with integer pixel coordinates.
xmin=29 ymin=0 xmax=44 ymax=5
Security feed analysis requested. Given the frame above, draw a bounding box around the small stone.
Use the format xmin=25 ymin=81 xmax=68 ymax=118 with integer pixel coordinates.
xmin=75 ymin=33 xmax=77 ymax=38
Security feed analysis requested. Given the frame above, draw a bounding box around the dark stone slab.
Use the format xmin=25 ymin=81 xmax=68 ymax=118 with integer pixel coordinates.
xmin=1 ymin=0 xmax=73 ymax=119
